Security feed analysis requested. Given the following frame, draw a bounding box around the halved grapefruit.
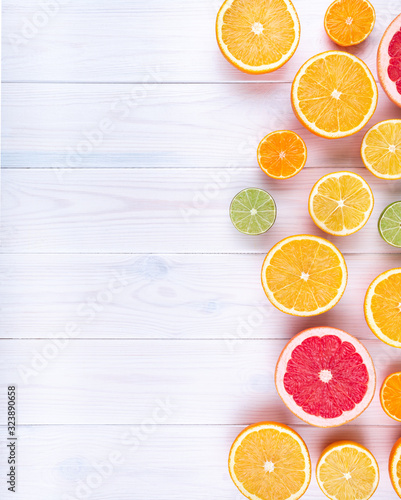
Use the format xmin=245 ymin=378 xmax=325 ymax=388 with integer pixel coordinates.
xmin=378 ymin=13 xmax=401 ymax=108
xmin=275 ymin=327 xmax=376 ymax=427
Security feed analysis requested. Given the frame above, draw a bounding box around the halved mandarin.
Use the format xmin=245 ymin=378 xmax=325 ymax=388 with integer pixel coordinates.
xmin=324 ymin=0 xmax=375 ymax=47
xmin=257 ymin=130 xmax=307 ymax=179
xmin=380 ymin=372 xmax=401 ymax=421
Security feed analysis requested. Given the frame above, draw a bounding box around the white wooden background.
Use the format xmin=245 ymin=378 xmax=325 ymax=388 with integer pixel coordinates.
xmin=2 ymin=0 xmax=401 ymax=498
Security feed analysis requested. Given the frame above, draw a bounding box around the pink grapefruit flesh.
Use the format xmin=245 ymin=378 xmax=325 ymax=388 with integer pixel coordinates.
xmin=275 ymin=327 xmax=376 ymax=427
xmin=378 ymin=13 xmax=401 ymax=107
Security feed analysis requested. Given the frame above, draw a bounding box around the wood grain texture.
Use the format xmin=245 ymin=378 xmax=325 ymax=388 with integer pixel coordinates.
xmin=3 ymin=83 xmax=401 ymax=169
xmin=3 ymin=167 xmax=401 ymax=253
xmin=2 ymin=253 xmax=401 ymax=340
xmin=0 ymin=424 xmax=399 ymax=499
xmin=3 ymin=0 xmax=401 ymax=498
xmin=2 ymin=339 xmax=400 ymax=426
xmin=2 ymin=0 xmax=400 ymax=83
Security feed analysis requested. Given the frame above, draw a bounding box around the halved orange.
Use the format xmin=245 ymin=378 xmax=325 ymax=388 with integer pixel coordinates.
xmin=309 ymin=171 xmax=374 ymax=236
xmin=361 ymin=119 xmax=401 ymax=179
xmin=380 ymin=372 xmax=401 ymax=422
xmin=316 ymin=441 xmax=379 ymax=500
xmin=257 ymin=130 xmax=307 ymax=179
xmin=324 ymin=0 xmax=375 ymax=47
xmin=228 ymin=422 xmax=311 ymax=500
xmin=261 ymin=235 xmax=347 ymax=316
xmin=364 ymin=268 xmax=401 ymax=347
xmin=292 ymin=51 xmax=378 ymax=139
xmin=390 ymin=437 xmax=401 ymax=498
xmin=216 ymin=0 xmax=300 ymax=74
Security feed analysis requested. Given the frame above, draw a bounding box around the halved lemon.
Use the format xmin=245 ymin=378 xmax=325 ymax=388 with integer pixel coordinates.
xmin=390 ymin=437 xmax=401 ymax=498
xmin=292 ymin=51 xmax=378 ymax=139
xmin=380 ymin=372 xmax=401 ymax=422
xmin=364 ymin=268 xmax=401 ymax=347
xmin=361 ymin=119 xmax=401 ymax=179
xmin=316 ymin=441 xmax=379 ymax=500
xmin=309 ymin=171 xmax=374 ymax=236
xmin=261 ymin=235 xmax=347 ymax=316
xmin=216 ymin=0 xmax=300 ymax=74
xmin=324 ymin=0 xmax=375 ymax=47
xmin=228 ymin=422 xmax=311 ymax=500
xmin=257 ymin=130 xmax=307 ymax=179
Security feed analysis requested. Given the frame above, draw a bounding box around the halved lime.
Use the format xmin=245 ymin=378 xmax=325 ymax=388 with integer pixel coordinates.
xmin=229 ymin=188 xmax=276 ymax=235
xmin=378 ymin=201 xmax=401 ymax=247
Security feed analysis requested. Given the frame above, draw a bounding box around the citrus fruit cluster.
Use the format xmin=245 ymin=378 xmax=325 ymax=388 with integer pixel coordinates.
xmin=217 ymin=0 xmax=401 ymax=498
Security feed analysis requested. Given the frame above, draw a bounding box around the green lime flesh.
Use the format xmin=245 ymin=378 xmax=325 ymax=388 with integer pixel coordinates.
xmin=379 ymin=201 xmax=401 ymax=247
xmin=229 ymin=188 xmax=276 ymax=235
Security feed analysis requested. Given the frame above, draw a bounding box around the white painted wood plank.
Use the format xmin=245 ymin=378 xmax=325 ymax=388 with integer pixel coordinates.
xmin=3 ymin=167 xmax=401 ymax=253
xmin=2 ymin=0 xmax=400 ymax=83
xmin=1 ymin=339 xmax=399 ymax=425
xmin=3 ymin=83 xmax=401 ymax=169
xmin=2 ymin=253 xmax=401 ymax=340
xmin=0 ymin=424 xmax=399 ymax=499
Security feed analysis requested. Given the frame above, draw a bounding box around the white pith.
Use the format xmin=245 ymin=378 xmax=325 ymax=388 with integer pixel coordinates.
xmin=292 ymin=51 xmax=378 ymax=138
xmin=229 ymin=423 xmax=311 ymax=500
xmin=216 ymin=0 xmax=300 ymax=73
xmin=261 ymin=235 xmax=347 ymax=316
xmin=251 ymin=22 xmax=264 ymax=35
xmin=275 ymin=327 xmax=376 ymax=427
xmin=319 ymin=369 xmax=332 ymax=383
xmin=365 ymin=268 xmax=401 ymax=347
xmin=309 ymin=171 xmax=374 ymax=236
xmin=264 ymin=460 xmax=274 ymax=472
